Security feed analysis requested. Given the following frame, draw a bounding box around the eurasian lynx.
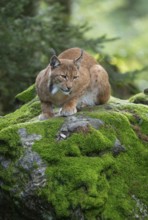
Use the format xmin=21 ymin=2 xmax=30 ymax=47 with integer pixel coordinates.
xmin=36 ymin=47 xmax=110 ymax=120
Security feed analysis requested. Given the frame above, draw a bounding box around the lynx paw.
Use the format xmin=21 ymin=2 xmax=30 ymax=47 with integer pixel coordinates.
xmin=38 ymin=113 xmax=54 ymax=120
xmin=59 ymin=107 xmax=77 ymax=117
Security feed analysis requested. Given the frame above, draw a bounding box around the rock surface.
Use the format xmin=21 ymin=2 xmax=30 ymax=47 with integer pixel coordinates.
xmin=0 ymin=87 xmax=148 ymax=220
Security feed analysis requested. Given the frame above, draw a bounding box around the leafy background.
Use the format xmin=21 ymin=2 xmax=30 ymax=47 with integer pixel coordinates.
xmin=0 ymin=0 xmax=147 ymax=115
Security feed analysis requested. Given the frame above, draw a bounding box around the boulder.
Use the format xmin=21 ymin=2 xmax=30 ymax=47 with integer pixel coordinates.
xmin=0 ymin=87 xmax=148 ymax=220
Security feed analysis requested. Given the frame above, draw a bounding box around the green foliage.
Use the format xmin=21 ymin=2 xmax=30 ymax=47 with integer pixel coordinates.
xmin=100 ymin=55 xmax=147 ymax=98
xmin=72 ymin=0 xmax=148 ymax=97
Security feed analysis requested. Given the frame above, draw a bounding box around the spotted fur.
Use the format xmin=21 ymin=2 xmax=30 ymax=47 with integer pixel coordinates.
xmin=36 ymin=47 xmax=111 ymax=119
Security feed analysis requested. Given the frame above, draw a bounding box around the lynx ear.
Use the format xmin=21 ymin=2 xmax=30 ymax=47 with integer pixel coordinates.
xmin=73 ymin=49 xmax=84 ymax=69
xmin=50 ymin=55 xmax=61 ymax=68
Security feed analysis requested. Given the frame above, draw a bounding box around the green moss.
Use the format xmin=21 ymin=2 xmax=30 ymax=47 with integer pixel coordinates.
xmin=0 ymin=124 xmax=24 ymax=194
xmin=27 ymin=108 xmax=147 ymax=219
xmin=15 ymin=84 xmax=36 ymax=103
xmin=6 ymin=118 xmax=113 ymax=218
xmin=0 ymin=98 xmax=40 ymax=131
xmin=0 ymin=125 xmax=21 ymax=157
xmin=40 ymin=155 xmax=114 ymax=218
xmin=83 ymin=108 xmax=148 ymax=219
xmin=0 ymin=91 xmax=148 ymax=219
xmin=129 ymin=92 xmax=148 ymax=105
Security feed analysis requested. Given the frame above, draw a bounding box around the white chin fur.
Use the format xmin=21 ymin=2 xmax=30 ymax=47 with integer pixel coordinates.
xmin=63 ymin=91 xmax=70 ymax=95
xmin=51 ymin=85 xmax=70 ymax=96
xmin=51 ymin=86 xmax=59 ymax=95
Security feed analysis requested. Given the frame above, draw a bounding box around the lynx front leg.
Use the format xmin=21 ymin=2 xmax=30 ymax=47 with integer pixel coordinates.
xmin=39 ymin=101 xmax=54 ymax=120
xmin=60 ymin=98 xmax=77 ymax=116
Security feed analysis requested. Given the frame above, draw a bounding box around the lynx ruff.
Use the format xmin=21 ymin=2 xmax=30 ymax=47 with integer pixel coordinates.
xmin=36 ymin=47 xmax=111 ymax=120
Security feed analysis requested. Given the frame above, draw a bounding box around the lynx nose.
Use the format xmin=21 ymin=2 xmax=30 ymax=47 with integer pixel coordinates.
xmin=61 ymin=87 xmax=72 ymax=94
xmin=66 ymin=87 xmax=72 ymax=92
xmin=66 ymin=82 xmax=72 ymax=91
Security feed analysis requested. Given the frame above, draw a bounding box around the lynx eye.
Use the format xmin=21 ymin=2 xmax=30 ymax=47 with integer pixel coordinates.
xmin=73 ymin=76 xmax=78 ymax=80
xmin=61 ymin=75 xmax=67 ymax=79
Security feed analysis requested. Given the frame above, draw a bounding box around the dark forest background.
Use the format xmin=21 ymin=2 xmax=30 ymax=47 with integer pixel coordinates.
xmin=0 ymin=0 xmax=147 ymax=115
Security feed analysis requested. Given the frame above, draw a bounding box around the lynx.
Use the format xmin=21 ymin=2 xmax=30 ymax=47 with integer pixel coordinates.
xmin=36 ymin=47 xmax=111 ymax=120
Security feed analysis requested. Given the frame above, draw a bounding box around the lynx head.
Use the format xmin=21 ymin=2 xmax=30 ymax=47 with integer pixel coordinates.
xmin=49 ymin=49 xmax=83 ymax=95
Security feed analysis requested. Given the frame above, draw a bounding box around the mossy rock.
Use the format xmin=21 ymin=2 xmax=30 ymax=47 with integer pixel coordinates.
xmin=129 ymin=92 xmax=148 ymax=105
xmin=15 ymin=84 xmax=36 ymax=103
xmin=0 ymin=87 xmax=148 ymax=220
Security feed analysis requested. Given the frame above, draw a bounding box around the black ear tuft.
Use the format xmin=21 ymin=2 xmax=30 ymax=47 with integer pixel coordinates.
xmin=50 ymin=48 xmax=56 ymax=56
xmin=73 ymin=49 xmax=84 ymax=69
xmin=50 ymin=55 xmax=61 ymax=68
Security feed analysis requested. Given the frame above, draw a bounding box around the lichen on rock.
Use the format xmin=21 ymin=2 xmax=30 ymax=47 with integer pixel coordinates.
xmin=0 ymin=86 xmax=148 ymax=220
